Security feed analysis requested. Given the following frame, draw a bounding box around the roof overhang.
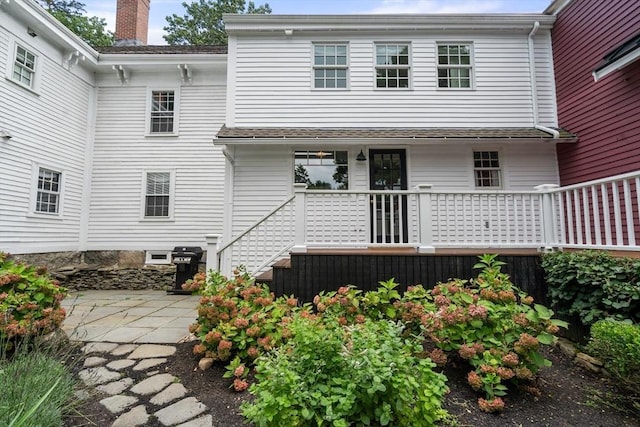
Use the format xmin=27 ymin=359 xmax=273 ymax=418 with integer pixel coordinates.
xmin=543 ymin=0 xmax=574 ymax=16
xmin=224 ymin=14 xmax=556 ymax=35
xmin=214 ymin=126 xmax=577 ymax=145
xmin=1 ymin=0 xmax=99 ymax=67
xmin=96 ymin=53 xmax=227 ymax=72
xmin=592 ymin=32 xmax=640 ymax=82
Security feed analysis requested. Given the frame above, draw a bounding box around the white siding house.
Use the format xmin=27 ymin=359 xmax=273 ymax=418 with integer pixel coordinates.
xmin=0 ymin=1 xmax=97 ymax=254
xmin=0 ymin=1 xmax=229 ymax=269
xmin=214 ymin=14 xmax=576 ymax=274
xmin=87 ymin=48 xmax=228 ymax=259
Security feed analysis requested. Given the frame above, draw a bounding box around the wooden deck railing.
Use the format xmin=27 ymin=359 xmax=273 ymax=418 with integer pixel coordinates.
xmin=206 ymin=171 xmax=640 ymax=274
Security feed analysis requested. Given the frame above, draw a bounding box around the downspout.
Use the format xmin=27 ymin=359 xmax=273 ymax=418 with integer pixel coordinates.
xmin=528 ymin=21 xmax=560 ymax=139
xmin=221 ymin=144 xmax=235 ymax=246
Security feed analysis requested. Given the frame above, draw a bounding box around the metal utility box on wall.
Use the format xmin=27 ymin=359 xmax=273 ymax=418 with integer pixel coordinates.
xmin=170 ymin=246 xmax=203 ymax=294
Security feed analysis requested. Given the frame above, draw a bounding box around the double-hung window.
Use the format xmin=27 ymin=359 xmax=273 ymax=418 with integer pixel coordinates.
xmin=473 ymin=151 xmax=501 ymax=188
xmin=36 ymin=168 xmax=61 ymax=214
xmin=145 ymin=172 xmax=171 ymax=217
xmin=313 ymin=44 xmax=348 ymax=89
xmin=437 ymin=43 xmax=473 ymax=88
xmin=13 ymin=45 xmax=37 ymax=89
xmin=150 ymin=90 xmax=176 ymax=134
xmin=375 ymin=43 xmax=410 ymax=89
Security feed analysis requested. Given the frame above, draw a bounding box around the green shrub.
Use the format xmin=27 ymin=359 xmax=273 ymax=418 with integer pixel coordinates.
xmin=586 ymin=320 xmax=640 ymax=394
xmin=241 ymin=316 xmax=449 ymax=427
xmin=0 ymin=349 xmax=76 ymax=426
xmin=542 ymin=251 xmax=640 ymax=325
xmin=420 ymin=254 xmax=566 ymax=412
xmin=0 ymin=253 xmax=68 ymax=350
xmin=189 ymin=267 xmax=307 ymax=364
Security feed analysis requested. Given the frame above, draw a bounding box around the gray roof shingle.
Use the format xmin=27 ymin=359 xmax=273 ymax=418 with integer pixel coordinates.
xmin=97 ymin=45 xmax=228 ymax=54
xmin=216 ymin=125 xmax=576 ymax=141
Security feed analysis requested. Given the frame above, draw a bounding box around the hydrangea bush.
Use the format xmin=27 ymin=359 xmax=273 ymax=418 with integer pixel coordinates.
xmin=188 ymin=267 xmax=306 ymax=364
xmin=190 ymin=256 xmax=565 ymax=415
xmin=0 ymin=252 xmax=67 ymax=349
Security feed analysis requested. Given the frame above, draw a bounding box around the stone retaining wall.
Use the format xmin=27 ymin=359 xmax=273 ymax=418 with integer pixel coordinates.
xmin=10 ymin=251 xmax=190 ymax=291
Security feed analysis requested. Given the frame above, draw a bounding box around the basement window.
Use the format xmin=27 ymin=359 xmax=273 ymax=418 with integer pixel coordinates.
xmin=145 ymin=250 xmax=172 ymax=265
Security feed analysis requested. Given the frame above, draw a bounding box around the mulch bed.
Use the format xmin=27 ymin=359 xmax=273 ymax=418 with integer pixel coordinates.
xmin=66 ymin=341 xmax=639 ymax=426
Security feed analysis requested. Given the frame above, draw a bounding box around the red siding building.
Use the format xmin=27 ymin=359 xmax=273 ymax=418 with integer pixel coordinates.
xmin=547 ymin=0 xmax=640 ymax=185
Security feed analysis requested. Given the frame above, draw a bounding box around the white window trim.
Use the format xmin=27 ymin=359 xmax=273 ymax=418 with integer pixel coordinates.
xmin=436 ymin=41 xmax=475 ymax=90
xmin=471 ymin=149 xmax=503 ymax=189
xmin=374 ymin=42 xmax=412 ymax=90
xmin=145 ymin=250 xmax=172 ymax=265
xmin=145 ymin=87 xmax=180 ymax=137
xmin=311 ymin=42 xmax=350 ymax=90
xmin=28 ymin=162 xmax=64 ymax=218
xmin=5 ymin=38 xmax=41 ymax=94
xmin=140 ymin=169 xmax=176 ymax=221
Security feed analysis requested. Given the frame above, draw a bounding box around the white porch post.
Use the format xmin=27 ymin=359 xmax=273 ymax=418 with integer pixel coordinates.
xmin=291 ymin=183 xmax=308 ymax=253
xmin=535 ymin=184 xmax=559 ymax=252
xmin=205 ymin=234 xmax=220 ymax=272
xmin=416 ymin=184 xmax=436 ymax=253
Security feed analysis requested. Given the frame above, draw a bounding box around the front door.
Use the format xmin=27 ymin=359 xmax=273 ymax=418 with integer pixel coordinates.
xmin=369 ymin=149 xmax=408 ymax=243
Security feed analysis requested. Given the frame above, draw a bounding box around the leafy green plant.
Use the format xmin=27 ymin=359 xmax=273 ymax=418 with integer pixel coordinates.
xmin=0 ymin=253 xmax=68 ymax=351
xmin=542 ymin=251 xmax=640 ymax=325
xmin=420 ymin=254 xmax=567 ymax=412
xmin=242 ymin=316 xmax=449 ymax=426
xmin=586 ymin=320 xmax=640 ymax=395
xmin=189 ymin=266 xmax=306 ymax=367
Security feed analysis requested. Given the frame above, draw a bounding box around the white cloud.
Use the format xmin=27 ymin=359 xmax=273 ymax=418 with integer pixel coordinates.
xmin=148 ymin=26 xmax=168 ymax=45
xmin=368 ymin=0 xmax=504 ymax=14
xmin=84 ymin=1 xmax=116 ymax=31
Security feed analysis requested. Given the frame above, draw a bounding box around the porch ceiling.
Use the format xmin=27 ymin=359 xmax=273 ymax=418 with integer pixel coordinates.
xmin=215 ymin=126 xmax=577 ymax=144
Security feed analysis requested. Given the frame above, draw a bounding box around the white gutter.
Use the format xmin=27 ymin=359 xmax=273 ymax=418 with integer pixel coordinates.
xmin=528 ymin=21 xmax=559 ymax=139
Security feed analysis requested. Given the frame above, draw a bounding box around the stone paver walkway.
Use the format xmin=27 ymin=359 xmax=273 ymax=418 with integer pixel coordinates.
xmin=79 ymin=342 xmax=212 ymax=427
xmin=62 ymin=290 xmax=213 ymax=427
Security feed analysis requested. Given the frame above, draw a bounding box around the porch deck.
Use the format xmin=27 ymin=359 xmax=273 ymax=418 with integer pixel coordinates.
xmin=209 ymin=170 xmax=640 ymax=298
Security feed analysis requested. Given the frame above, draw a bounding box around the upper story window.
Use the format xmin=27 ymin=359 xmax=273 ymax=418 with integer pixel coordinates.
xmin=313 ymin=44 xmax=348 ymax=89
xmin=437 ymin=43 xmax=473 ymax=89
xmin=36 ymin=168 xmax=61 ymax=214
xmin=13 ymin=45 xmax=37 ymax=89
xmin=294 ymin=150 xmax=348 ymax=190
xmin=375 ymin=43 xmax=410 ymax=89
xmin=145 ymin=172 xmax=171 ymax=217
xmin=473 ymin=151 xmax=501 ymax=188
xmin=150 ymin=90 xmax=176 ymax=134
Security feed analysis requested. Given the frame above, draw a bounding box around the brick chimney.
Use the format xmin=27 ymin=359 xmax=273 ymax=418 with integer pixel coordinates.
xmin=115 ymin=0 xmax=150 ymax=46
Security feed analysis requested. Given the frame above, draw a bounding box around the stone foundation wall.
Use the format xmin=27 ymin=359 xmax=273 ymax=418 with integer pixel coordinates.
xmin=10 ymin=250 xmax=198 ymax=291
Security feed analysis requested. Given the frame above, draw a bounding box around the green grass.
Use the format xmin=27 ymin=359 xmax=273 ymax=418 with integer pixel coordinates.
xmin=0 ymin=339 xmax=78 ymax=427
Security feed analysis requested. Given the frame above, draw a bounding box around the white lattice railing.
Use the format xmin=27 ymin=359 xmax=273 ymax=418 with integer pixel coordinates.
xmin=205 ymin=171 xmax=640 ymax=274
xmin=547 ymin=171 xmax=640 ymax=251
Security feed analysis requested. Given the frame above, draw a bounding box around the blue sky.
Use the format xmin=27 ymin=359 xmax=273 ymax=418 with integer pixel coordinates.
xmin=83 ymin=0 xmax=554 ymax=45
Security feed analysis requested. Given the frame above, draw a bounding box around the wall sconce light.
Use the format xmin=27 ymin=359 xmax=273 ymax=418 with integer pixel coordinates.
xmin=356 ymin=149 xmax=367 ymax=162
xmin=284 ymin=29 xmax=293 ymax=36
xmin=27 ymin=27 xmax=37 ymax=37
xmin=0 ymin=129 xmax=13 ymax=140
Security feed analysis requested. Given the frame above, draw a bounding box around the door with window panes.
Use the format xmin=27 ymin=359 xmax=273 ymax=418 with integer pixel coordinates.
xmin=369 ymin=150 xmax=408 ymax=243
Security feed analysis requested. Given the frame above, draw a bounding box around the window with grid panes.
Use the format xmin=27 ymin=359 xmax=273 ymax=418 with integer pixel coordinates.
xmin=13 ymin=45 xmax=36 ymax=88
xmin=437 ymin=43 xmax=472 ymax=88
xmin=150 ymin=91 xmax=175 ymax=133
xmin=145 ymin=172 xmax=171 ymax=217
xmin=313 ymin=44 xmax=348 ymax=89
xmin=36 ymin=168 xmax=61 ymax=214
xmin=375 ymin=43 xmax=410 ymax=88
xmin=473 ymin=151 xmax=501 ymax=188
xmin=294 ymin=150 xmax=348 ymax=190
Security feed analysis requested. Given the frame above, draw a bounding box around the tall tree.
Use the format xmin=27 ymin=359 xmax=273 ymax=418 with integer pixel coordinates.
xmin=164 ymin=0 xmax=271 ymax=46
xmin=38 ymin=0 xmax=114 ymax=47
